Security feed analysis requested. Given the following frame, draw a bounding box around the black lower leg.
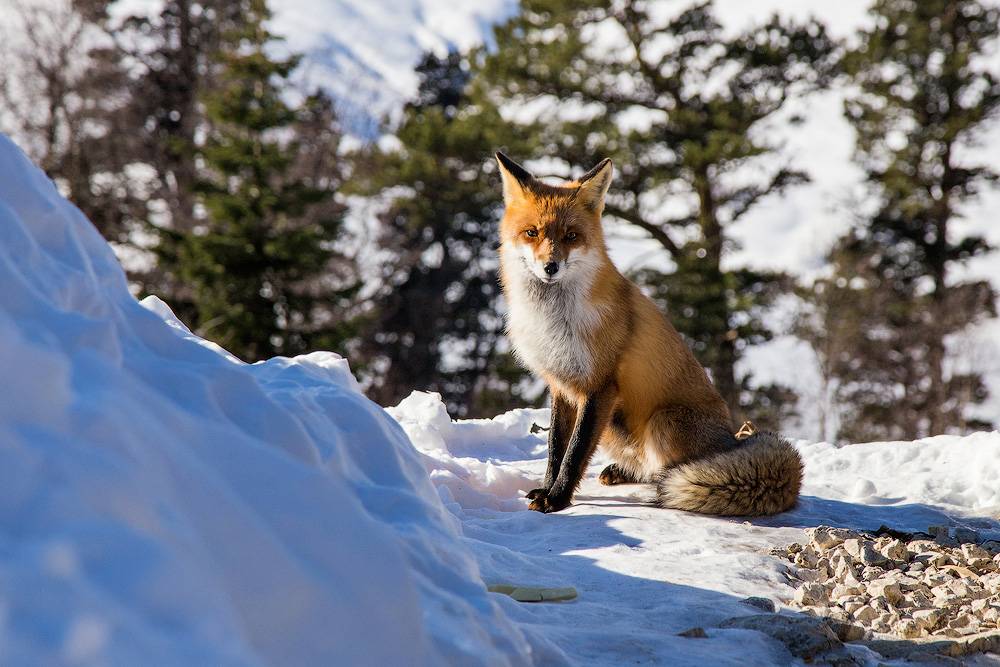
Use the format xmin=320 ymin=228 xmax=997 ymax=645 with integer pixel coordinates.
xmin=531 ymin=390 xmax=610 ymax=512
xmin=527 ymin=393 xmax=573 ymax=500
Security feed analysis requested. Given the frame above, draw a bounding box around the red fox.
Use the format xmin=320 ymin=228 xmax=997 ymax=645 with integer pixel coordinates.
xmin=495 ymin=152 xmax=803 ymax=515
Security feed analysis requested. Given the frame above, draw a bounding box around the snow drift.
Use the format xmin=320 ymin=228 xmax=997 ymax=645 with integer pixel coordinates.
xmin=0 ymin=133 xmax=542 ymax=665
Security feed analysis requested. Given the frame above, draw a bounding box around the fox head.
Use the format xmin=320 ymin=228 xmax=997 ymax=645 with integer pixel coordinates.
xmin=495 ymin=152 xmax=613 ymax=284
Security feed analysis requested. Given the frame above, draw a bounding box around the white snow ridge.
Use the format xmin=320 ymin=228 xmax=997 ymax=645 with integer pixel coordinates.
xmin=0 ymin=133 xmax=544 ymax=665
xmin=4 ymin=130 xmax=1000 ymax=666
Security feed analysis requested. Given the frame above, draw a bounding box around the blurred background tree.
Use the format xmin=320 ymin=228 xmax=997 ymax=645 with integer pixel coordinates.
xmin=350 ymin=52 xmax=536 ymax=416
xmin=162 ymin=0 xmax=358 ymax=360
xmin=799 ymin=0 xmax=999 ymax=441
xmin=0 ymin=0 xmax=144 ymax=243
xmin=473 ymin=0 xmax=837 ymax=424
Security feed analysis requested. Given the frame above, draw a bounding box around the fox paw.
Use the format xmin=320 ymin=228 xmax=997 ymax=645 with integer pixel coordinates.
xmin=598 ymin=463 xmax=637 ymax=486
xmin=527 ymin=490 xmax=570 ymax=513
xmin=526 ymin=487 xmax=548 ymax=501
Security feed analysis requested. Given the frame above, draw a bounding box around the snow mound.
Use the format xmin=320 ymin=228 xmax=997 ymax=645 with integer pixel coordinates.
xmin=388 ymin=391 xmax=547 ymax=512
xmin=0 ymin=133 xmax=542 ymax=665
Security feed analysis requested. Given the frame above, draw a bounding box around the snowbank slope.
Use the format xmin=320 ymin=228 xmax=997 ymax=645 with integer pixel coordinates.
xmin=0 ymin=133 xmax=545 ymax=665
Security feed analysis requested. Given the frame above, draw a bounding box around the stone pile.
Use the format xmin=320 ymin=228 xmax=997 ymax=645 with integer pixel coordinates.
xmin=773 ymin=525 xmax=1000 ymax=643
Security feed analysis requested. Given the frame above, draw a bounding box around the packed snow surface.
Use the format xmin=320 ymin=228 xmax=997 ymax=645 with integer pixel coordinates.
xmin=391 ymin=392 xmax=1000 ymax=665
xmin=4 ymin=130 xmax=1000 ymax=666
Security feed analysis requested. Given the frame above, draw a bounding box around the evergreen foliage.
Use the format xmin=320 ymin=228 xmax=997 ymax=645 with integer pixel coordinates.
xmin=815 ymin=0 xmax=1000 ymax=439
xmin=163 ymin=0 xmax=357 ymax=361
xmin=351 ymin=51 xmax=536 ymax=416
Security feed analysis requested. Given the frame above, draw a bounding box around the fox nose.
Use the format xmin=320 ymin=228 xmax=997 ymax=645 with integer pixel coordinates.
xmin=544 ymin=261 xmax=559 ymax=276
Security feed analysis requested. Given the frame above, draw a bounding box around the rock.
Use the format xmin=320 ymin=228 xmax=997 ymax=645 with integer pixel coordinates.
xmin=915 ymin=551 xmax=949 ymax=568
xmin=870 ymin=620 xmax=891 ymax=634
xmin=936 ymin=534 xmax=960 ymax=548
xmin=962 ymin=543 xmax=991 ymax=560
xmin=906 ymin=539 xmax=938 ymax=555
xmin=843 ymin=539 xmax=864 ymax=559
xmin=912 ymin=608 xmax=941 ymax=630
xmin=842 ymin=599 xmax=866 ymax=614
xmin=781 ymin=527 xmax=1000 ymax=649
xmin=949 ymin=614 xmax=972 ymax=629
xmin=928 ymin=525 xmax=951 ymax=540
xmin=859 ymin=544 xmax=889 ymax=566
xmin=945 ymin=578 xmax=971 ymax=598
xmin=795 ymin=544 xmax=820 ymax=568
xmin=794 ymin=583 xmax=829 ymax=607
xmin=795 ymin=568 xmax=821 ymax=583
xmin=740 ymin=596 xmax=776 ymax=613
xmin=827 ymin=618 xmax=867 ymax=642
xmin=895 ymin=618 xmax=921 ymax=638
xmin=853 ymin=605 xmax=878 ymax=623
xmin=807 ymin=526 xmax=858 ymax=550
xmin=954 ymin=528 xmax=980 ymax=545
xmin=815 ymin=557 xmax=832 ymax=582
xmin=868 ymin=580 xmax=903 ymax=606
xmin=678 ymin=626 xmax=707 ymax=638
xmin=925 ymin=570 xmax=951 ymax=586
xmin=718 ymin=614 xmax=842 ymax=660
xmin=831 ymin=583 xmax=864 ymax=599
xmin=905 ymin=591 xmax=933 ymax=609
xmin=942 ymin=564 xmax=978 ymax=580
xmin=880 ymin=539 xmax=909 ymax=562
xmin=894 ymin=574 xmax=922 ymax=590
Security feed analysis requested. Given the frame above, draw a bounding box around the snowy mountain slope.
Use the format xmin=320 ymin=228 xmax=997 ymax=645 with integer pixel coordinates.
xmin=269 ymin=0 xmax=519 ymax=135
xmin=392 ymin=390 xmax=1000 ymax=666
xmin=0 ymin=132 xmax=549 ymax=665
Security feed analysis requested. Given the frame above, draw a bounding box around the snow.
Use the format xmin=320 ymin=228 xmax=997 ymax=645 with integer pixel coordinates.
xmin=4 ymin=128 xmax=1000 ymax=665
xmin=0 ymin=132 xmax=543 ymax=665
xmin=271 ymin=0 xmax=519 ymax=135
xmin=392 ymin=391 xmax=1000 ymax=666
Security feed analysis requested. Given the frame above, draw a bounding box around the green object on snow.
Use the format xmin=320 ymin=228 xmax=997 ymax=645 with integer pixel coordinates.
xmin=487 ymin=584 xmax=578 ymax=602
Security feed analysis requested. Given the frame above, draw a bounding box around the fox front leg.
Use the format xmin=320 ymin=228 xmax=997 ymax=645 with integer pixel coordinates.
xmin=529 ymin=386 xmax=615 ymax=513
xmin=526 ymin=392 xmax=575 ymax=502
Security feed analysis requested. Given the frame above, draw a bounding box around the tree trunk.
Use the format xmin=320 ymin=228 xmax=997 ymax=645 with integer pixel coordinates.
xmin=695 ymin=168 xmax=739 ymax=417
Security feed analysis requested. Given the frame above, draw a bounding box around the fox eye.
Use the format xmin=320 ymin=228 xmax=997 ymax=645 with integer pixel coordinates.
xmin=565 ymin=231 xmax=578 ymax=241
xmin=525 ymin=229 xmax=538 ymax=238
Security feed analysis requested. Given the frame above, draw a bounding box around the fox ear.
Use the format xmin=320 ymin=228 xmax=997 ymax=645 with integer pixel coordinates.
xmin=576 ymin=158 xmax=613 ymax=212
xmin=495 ymin=151 xmax=535 ymax=205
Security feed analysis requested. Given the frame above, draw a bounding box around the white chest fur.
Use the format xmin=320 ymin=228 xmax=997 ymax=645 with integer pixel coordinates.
xmin=501 ymin=248 xmax=604 ymax=381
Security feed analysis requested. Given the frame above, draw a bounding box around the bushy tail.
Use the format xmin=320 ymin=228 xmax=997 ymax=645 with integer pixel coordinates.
xmin=655 ymin=432 xmax=803 ymax=516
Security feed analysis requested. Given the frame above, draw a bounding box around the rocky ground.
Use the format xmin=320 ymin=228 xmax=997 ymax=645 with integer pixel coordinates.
xmin=773 ymin=524 xmax=1000 ymax=661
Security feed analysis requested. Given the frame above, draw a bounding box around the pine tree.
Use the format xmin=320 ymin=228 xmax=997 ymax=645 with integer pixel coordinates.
xmin=165 ymin=0 xmax=356 ymax=361
xmin=474 ymin=0 xmax=836 ymax=423
xmin=352 ymin=51 xmax=535 ymax=416
xmin=833 ymin=0 xmax=1000 ymax=438
xmin=0 ymin=0 xmax=144 ymax=244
